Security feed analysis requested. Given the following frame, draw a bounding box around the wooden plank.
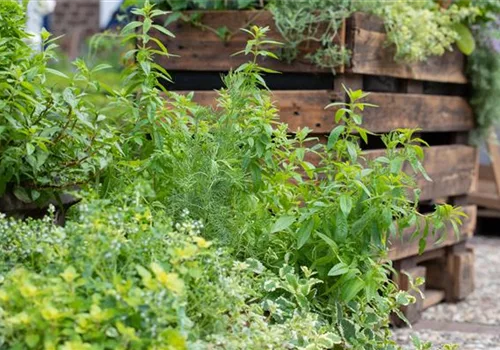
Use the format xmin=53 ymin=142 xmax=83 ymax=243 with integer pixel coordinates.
xmin=477 ymin=208 xmax=500 ymax=218
xmin=388 ymin=205 xmax=476 ymax=261
xmin=487 ymin=133 xmax=500 ymax=197
xmin=423 ymin=289 xmax=445 ymax=309
xmin=449 ymin=248 xmax=475 ymax=300
xmin=347 ymin=12 xmax=467 ymax=84
xmin=175 ymin=91 xmax=474 ymax=134
xmin=175 ymin=90 xmax=342 ymax=133
xmin=153 ymin=11 xmax=344 ymax=73
xmin=362 ymin=93 xmax=473 ymax=132
xmin=468 ymin=191 xmax=500 ymax=211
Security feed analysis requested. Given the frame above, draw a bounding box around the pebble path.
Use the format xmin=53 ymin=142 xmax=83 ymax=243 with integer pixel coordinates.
xmin=393 ymin=236 xmax=500 ymax=349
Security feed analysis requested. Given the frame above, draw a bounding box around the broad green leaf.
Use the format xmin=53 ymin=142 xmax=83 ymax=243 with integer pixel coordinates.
xmin=327 ymin=125 xmax=345 ymax=150
xmin=339 ymin=195 xmax=352 ymax=216
xmin=334 ymin=211 xmax=348 ymax=241
xmin=271 ymin=215 xmax=296 ymax=233
xmin=328 ymin=262 xmax=349 ymax=276
xmin=297 ymin=218 xmax=314 ymax=249
xmin=341 ymin=278 xmax=364 ymax=302
xmin=453 ymin=22 xmax=475 ymax=56
xmin=13 ymin=187 xmax=32 ymax=203
xmin=317 ymin=332 xmax=342 ymax=347
xmin=25 ymin=334 xmax=40 ymax=348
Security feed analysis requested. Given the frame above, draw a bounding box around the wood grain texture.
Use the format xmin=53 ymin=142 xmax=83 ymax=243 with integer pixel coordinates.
xmin=423 ymin=290 xmax=445 ymax=310
xmin=450 ymin=248 xmax=475 ymax=300
xmin=175 ymin=90 xmax=474 ymax=133
xmin=153 ymin=11 xmax=344 ymax=73
xmin=363 ymin=93 xmax=473 ymax=132
xmin=347 ymin=12 xmax=467 ymax=83
xmin=387 ymin=205 xmax=476 ymax=261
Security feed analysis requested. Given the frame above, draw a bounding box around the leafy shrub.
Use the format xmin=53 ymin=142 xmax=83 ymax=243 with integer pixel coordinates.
xmin=269 ymin=0 xmax=351 ymax=70
xmin=468 ymin=16 xmax=500 ymax=143
xmin=0 ymin=186 xmax=361 ymax=350
xmin=359 ymin=0 xmax=481 ymax=62
xmin=0 ymin=1 xmax=119 ymax=203
xmin=98 ymin=4 xmax=464 ymax=348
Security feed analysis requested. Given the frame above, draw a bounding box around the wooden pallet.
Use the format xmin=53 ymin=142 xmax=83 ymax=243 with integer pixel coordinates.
xmin=152 ymin=11 xmax=466 ymax=83
xmin=391 ymin=243 xmax=475 ymax=326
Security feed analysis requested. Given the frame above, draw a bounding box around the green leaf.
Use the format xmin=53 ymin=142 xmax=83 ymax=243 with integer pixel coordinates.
xmin=317 ymin=332 xmax=342 ymax=347
xmin=25 ymin=334 xmax=40 ymax=348
xmin=418 ymin=237 xmax=427 ymax=255
xmin=327 ymin=125 xmax=345 ymax=150
xmin=335 ymin=108 xmax=346 ymax=123
xmin=45 ymin=68 xmax=68 ymax=79
xmin=341 ymin=278 xmax=364 ymax=302
xmin=346 ymin=142 xmax=357 ymax=161
xmin=121 ymin=21 xmax=143 ymax=34
xmin=152 ymin=24 xmax=175 ymax=38
xmin=13 ymin=187 xmax=32 ymax=203
xmin=390 ymin=157 xmax=403 ymax=174
xmin=328 ymin=262 xmax=349 ymax=276
xmin=26 ymin=143 xmax=35 ymax=156
xmin=453 ymin=22 xmax=475 ymax=56
xmin=334 ymin=211 xmax=348 ymax=241
xmin=297 ymin=218 xmax=314 ymax=249
xmin=143 ymin=18 xmax=152 ymax=34
xmin=395 ymin=291 xmax=410 ymax=306
xmin=271 ymin=215 xmax=296 ymax=233
xmin=339 ymin=195 xmax=352 ymax=216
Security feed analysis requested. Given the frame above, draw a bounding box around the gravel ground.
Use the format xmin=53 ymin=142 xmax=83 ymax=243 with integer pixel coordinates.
xmin=393 ymin=328 xmax=500 ymax=349
xmin=393 ymin=236 xmax=500 ymax=349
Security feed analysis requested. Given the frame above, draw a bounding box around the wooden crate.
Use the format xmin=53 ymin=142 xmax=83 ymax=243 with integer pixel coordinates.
xmin=153 ymin=9 xmax=478 ymax=323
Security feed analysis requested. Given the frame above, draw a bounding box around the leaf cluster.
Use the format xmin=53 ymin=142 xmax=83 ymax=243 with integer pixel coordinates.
xmin=0 ymin=0 xmax=118 ymax=203
xmin=468 ymin=17 xmax=500 ymax=144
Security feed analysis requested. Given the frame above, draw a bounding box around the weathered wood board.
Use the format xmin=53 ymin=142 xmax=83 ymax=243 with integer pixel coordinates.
xmin=347 ymin=12 xmax=467 ymax=83
xmin=450 ymin=248 xmax=475 ymax=300
xmin=173 ymin=90 xmax=474 ymax=134
xmin=153 ymin=11 xmax=344 ymax=72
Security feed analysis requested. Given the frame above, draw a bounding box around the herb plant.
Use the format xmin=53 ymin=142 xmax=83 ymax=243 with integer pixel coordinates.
xmin=0 ymin=1 xmax=117 ymax=203
xmin=102 ymin=4 xmax=463 ymax=348
xmin=358 ymin=0 xmax=481 ymax=62
xmin=132 ymin=0 xmax=498 ymax=70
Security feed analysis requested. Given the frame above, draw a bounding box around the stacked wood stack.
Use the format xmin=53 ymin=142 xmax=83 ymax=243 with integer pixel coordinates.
xmin=152 ymin=11 xmax=478 ymax=324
